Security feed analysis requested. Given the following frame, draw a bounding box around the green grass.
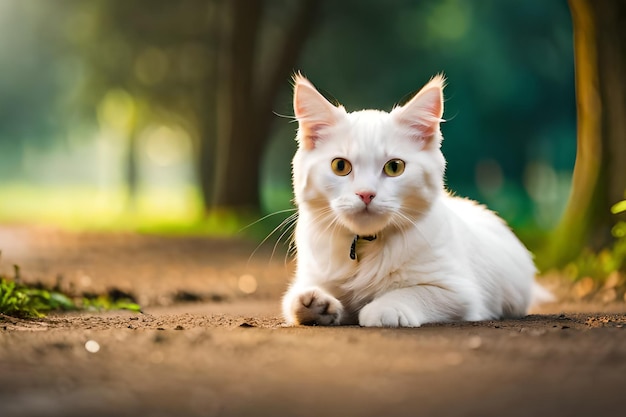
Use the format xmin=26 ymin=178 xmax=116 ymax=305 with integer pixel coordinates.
xmin=0 ymin=273 xmax=74 ymax=318
xmin=0 ymin=266 xmax=141 ymax=319
xmin=0 ymin=183 xmax=204 ymax=231
xmin=563 ymin=200 xmax=626 ymax=284
xmin=0 ymin=183 xmax=260 ymax=237
xmin=0 ymin=183 xmax=294 ymax=240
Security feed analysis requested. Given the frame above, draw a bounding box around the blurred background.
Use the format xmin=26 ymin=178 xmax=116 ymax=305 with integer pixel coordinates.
xmin=2 ymin=0 xmax=620 ymax=275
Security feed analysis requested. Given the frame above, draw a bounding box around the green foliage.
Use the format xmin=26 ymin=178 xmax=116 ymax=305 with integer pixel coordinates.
xmin=0 ymin=267 xmax=142 ymax=319
xmin=565 ymin=200 xmax=626 ymax=283
xmin=0 ymin=279 xmax=42 ymax=317
xmin=81 ymin=292 xmax=141 ymax=313
xmin=0 ymin=272 xmax=75 ymax=318
xmin=567 ymin=245 xmax=625 ymax=283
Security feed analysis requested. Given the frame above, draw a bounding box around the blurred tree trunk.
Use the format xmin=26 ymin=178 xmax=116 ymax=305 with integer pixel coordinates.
xmin=543 ymin=0 xmax=626 ymax=268
xmin=76 ymin=0 xmax=318 ymax=216
xmin=125 ymin=124 xmax=139 ymax=209
xmin=211 ymin=0 xmax=262 ymax=212
xmin=197 ymin=0 xmax=222 ymax=212
xmin=208 ymin=0 xmax=319 ymax=213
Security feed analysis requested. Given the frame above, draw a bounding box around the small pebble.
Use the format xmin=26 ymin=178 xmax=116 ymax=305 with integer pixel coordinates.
xmin=467 ymin=335 xmax=482 ymax=349
xmin=84 ymin=340 xmax=100 ymax=353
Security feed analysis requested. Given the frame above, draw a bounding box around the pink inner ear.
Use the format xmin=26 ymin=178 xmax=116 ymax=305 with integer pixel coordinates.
xmin=409 ymin=120 xmax=439 ymax=138
xmin=298 ymin=123 xmax=326 ymax=150
xmin=411 ymin=135 xmax=428 ymax=148
xmin=293 ymin=95 xmax=311 ymax=121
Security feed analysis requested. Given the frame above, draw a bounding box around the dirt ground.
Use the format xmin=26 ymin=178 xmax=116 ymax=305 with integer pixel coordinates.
xmin=1 ymin=226 xmax=626 ymax=417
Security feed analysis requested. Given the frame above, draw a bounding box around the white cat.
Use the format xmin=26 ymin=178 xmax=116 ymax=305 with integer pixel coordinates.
xmin=282 ymin=73 xmax=549 ymax=327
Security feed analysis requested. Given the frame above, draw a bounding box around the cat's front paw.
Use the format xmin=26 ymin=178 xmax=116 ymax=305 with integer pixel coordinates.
xmin=286 ymin=288 xmax=344 ymax=326
xmin=359 ymin=302 xmax=421 ymax=328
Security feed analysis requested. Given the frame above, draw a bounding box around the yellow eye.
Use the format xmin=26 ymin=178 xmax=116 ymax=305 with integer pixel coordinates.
xmin=331 ymin=158 xmax=352 ymax=176
xmin=383 ymin=159 xmax=405 ymax=177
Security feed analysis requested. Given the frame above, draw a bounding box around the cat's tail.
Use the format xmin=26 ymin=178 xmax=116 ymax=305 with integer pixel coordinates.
xmin=530 ymin=282 xmax=556 ymax=309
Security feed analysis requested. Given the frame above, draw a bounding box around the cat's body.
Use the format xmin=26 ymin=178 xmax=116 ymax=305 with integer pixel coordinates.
xmin=282 ymin=74 xmax=547 ymax=327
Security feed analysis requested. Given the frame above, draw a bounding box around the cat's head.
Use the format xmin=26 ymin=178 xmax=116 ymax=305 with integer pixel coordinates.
xmin=291 ymin=74 xmax=446 ymax=236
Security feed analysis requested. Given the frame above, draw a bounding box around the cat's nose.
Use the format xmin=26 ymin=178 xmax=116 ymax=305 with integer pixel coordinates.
xmin=356 ymin=191 xmax=376 ymax=205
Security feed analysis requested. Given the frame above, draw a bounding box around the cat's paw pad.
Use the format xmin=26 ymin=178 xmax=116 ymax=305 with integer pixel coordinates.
xmin=291 ymin=289 xmax=343 ymax=326
xmin=359 ymin=304 xmax=420 ymax=328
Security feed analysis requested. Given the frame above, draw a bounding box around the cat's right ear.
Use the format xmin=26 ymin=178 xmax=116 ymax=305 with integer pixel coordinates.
xmin=293 ymin=74 xmax=344 ymax=150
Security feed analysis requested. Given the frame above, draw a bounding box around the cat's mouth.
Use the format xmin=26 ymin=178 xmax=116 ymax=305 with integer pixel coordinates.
xmin=341 ymin=207 xmax=389 ymax=236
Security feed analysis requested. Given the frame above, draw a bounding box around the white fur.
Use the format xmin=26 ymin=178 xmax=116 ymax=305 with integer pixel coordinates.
xmin=282 ymin=74 xmax=544 ymax=327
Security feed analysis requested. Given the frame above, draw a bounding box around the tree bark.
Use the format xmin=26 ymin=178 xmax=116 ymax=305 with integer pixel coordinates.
xmin=197 ymin=0 xmax=222 ymax=212
xmin=125 ymin=123 xmax=139 ymax=210
xmin=595 ymin=2 xmax=626 ymax=215
xmin=211 ymin=0 xmax=263 ymax=212
xmin=208 ymin=0 xmax=319 ymax=213
xmin=542 ymin=0 xmax=626 ymax=269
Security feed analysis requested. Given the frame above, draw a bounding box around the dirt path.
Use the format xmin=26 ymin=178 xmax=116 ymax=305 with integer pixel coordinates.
xmin=1 ymin=226 xmax=626 ymax=417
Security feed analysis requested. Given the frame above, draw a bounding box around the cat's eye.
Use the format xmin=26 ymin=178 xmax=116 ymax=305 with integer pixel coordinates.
xmin=331 ymin=158 xmax=352 ymax=176
xmin=383 ymin=159 xmax=406 ymax=177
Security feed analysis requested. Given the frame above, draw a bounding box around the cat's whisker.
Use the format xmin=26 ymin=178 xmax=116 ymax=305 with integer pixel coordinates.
xmin=270 ymin=213 xmax=299 ymax=264
xmin=308 ymin=206 xmax=335 ymax=228
xmin=389 ymin=215 xmax=412 ymax=255
xmin=284 ymin=240 xmax=295 ymax=266
xmin=247 ymin=211 xmax=298 ymax=266
xmin=311 ymin=214 xmax=342 ymax=274
xmin=326 ymin=217 xmax=343 ymax=265
xmin=272 ymin=111 xmax=296 ymax=120
xmin=286 ymin=221 xmax=298 ymax=261
xmin=238 ymin=208 xmax=297 ymax=233
xmin=308 ymin=207 xmax=341 ymax=265
xmin=311 ymin=215 xmax=335 ymax=244
xmin=278 ymin=212 xmax=300 ymax=266
xmin=273 ymin=214 xmax=299 ymax=267
xmin=394 ymin=211 xmax=434 ymax=252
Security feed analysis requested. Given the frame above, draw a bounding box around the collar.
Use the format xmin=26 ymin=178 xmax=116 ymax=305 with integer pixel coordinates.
xmin=350 ymin=235 xmax=377 ymax=260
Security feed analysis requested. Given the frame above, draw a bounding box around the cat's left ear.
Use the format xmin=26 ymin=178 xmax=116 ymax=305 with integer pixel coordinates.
xmin=391 ymin=74 xmax=445 ymax=142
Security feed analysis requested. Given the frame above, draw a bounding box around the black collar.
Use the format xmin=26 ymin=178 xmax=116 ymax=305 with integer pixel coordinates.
xmin=350 ymin=235 xmax=377 ymax=260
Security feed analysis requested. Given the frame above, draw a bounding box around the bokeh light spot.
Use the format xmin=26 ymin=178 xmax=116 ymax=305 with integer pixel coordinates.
xmin=238 ymin=274 xmax=258 ymax=294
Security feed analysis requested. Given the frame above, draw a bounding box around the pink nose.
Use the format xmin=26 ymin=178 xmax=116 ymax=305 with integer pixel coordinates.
xmin=356 ymin=191 xmax=376 ymax=205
